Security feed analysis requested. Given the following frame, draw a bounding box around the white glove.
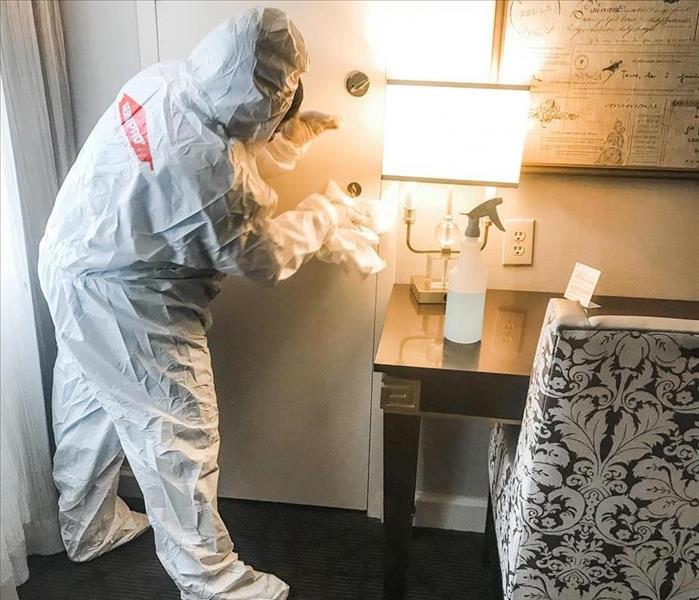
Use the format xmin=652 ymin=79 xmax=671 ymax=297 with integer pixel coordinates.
xmin=323 ymin=180 xmax=372 ymax=229
xmin=317 ymin=227 xmax=386 ymax=275
xmin=316 ymin=181 xmax=386 ymax=275
xmin=324 ymin=180 xmax=396 ymax=234
xmin=282 ymin=111 xmax=342 ymax=146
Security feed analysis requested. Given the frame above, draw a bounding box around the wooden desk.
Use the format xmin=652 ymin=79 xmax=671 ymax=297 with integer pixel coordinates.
xmin=374 ymin=285 xmax=698 ymax=600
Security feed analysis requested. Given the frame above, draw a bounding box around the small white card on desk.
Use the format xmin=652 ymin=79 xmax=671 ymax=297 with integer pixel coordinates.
xmin=564 ymin=262 xmax=601 ymax=308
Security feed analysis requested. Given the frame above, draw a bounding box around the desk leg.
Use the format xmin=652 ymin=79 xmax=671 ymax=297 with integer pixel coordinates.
xmin=383 ymin=413 xmax=421 ymax=600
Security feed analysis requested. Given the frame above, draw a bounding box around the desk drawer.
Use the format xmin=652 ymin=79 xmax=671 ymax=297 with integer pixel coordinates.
xmin=380 ymin=376 xmax=421 ymax=414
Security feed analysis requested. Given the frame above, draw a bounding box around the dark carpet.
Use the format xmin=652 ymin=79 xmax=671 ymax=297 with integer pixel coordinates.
xmin=17 ymin=497 xmax=497 ymax=600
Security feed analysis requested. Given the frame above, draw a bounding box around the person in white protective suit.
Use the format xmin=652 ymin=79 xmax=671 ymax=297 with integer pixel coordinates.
xmin=38 ymin=7 xmax=384 ymax=600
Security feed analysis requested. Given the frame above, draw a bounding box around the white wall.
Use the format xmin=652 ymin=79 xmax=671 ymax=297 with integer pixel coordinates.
xmin=60 ymin=0 xmax=141 ymax=146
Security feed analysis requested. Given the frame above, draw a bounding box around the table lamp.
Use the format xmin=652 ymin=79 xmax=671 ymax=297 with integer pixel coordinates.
xmin=381 ymin=80 xmax=530 ymax=303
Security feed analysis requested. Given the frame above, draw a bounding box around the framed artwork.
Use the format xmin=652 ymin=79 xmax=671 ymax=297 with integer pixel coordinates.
xmin=498 ymin=0 xmax=699 ymax=177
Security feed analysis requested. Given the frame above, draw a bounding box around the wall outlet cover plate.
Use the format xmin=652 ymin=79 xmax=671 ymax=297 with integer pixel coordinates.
xmin=502 ymin=218 xmax=535 ymax=266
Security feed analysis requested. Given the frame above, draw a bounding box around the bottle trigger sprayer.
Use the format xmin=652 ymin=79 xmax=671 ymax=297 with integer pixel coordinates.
xmin=444 ymin=198 xmax=505 ymax=344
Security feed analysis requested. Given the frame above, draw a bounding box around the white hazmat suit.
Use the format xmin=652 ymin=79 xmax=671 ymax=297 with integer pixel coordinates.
xmin=38 ymin=8 xmax=383 ymax=600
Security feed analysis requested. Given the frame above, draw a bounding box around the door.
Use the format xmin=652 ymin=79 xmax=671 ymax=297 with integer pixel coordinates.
xmin=150 ymin=1 xmax=386 ymax=509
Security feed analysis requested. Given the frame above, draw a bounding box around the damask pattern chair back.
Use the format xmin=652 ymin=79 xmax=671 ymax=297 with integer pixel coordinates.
xmin=489 ymin=299 xmax=699 ymax=600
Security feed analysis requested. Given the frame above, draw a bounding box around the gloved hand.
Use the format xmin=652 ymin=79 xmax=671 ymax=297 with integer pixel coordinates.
xmin=323 ymin=180 xmax=396 ymax=234
xmin=316 ymin=181 xmax=386 ymax=275
xmin=323 ymin=180 xmax=372 ymax=230
xmin=317 ymin=226 xmax=386 ymax=275
xmin=282 ymin=111 xmax=342 ymax=146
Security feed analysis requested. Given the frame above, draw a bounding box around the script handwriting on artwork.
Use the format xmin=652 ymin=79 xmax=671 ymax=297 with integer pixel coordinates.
xmin=685 ymin=125 xmax=699 ymax=143
xmin=678 ymin=73 xmax=699 ymax=86
xmin=568 ymin=0 xmax=698 ymax=44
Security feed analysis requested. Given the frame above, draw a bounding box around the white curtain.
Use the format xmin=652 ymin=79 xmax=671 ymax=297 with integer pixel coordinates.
xmin=0 ymin=1 xmax=77 ymax=594
xmin=0 ymin=81 xmax=63 ymax=600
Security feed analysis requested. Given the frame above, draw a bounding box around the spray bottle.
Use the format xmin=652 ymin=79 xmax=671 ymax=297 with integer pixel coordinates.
xmin=444 ymin=198 xmax=505 ymax=344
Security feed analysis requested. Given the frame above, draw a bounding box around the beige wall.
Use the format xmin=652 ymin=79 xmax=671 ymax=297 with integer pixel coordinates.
xmin=388 ymin=173 xmax=697 ymax=527
xmin=394 ymin=175 xmax=699 ymax=301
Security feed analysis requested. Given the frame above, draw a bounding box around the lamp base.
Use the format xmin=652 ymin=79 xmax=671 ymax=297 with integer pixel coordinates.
xmin=410 ymin=275 xmax=448 ymax=304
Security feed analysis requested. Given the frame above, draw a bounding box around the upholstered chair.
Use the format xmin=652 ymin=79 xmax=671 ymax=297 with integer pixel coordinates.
xmin=487 ymin=298 xmax=699 ymax=600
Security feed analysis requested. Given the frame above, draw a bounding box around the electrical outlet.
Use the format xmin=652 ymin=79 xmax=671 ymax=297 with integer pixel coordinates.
xmin=502 ymin=219 xmax=535 ymax=265
xmin=492 ymin=308 xmax=526 ymax=353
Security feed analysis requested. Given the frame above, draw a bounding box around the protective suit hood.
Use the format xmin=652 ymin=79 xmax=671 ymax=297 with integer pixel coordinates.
xmin=187 ymin=7 xmax=309 ymax=142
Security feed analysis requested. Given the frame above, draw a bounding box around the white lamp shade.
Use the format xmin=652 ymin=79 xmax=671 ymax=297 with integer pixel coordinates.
xmin=382 ymin=82 xmax=530 ymax=187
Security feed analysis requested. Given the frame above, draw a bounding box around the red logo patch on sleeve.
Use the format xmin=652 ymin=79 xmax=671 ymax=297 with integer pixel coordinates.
xmin=118 ymin=94 xmax=154 ymax=170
